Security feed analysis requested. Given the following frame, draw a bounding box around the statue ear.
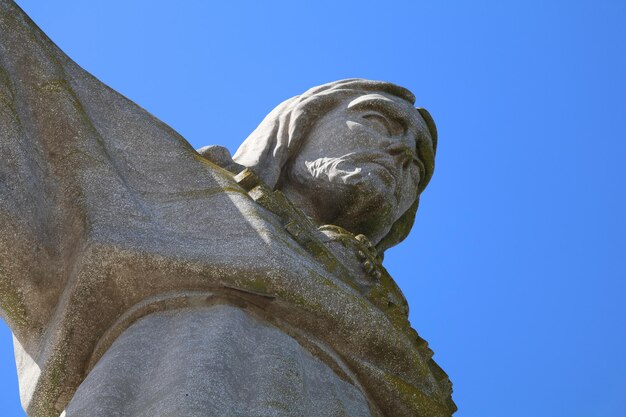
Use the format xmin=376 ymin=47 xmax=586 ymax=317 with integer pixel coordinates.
xmin=416 ymin=107 xmax=437 ymax=154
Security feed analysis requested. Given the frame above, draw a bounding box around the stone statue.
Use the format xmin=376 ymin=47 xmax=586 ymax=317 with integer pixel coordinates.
xmin=0 ymin=1 xmax=455 ymax=416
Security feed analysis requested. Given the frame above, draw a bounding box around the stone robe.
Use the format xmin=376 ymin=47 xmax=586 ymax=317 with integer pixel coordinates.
xmin=0 ymin=1 xmax=454 ymax=416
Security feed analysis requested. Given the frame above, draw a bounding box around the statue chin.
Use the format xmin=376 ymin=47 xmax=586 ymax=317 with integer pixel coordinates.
xmin=333 ymin=192 xmax=397 ymax=245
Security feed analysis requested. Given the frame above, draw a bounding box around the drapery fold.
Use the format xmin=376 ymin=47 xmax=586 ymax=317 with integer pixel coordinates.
xmin=0 ymin=2 xmax=454 ymax=416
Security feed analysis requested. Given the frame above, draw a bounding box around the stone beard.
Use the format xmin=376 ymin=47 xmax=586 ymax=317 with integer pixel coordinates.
xmin=0 ymin=1 xmax=454 ymax=416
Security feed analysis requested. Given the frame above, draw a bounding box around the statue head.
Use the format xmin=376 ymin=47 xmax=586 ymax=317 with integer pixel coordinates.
xmin=233 ymin=79 xmax=437 ymax=253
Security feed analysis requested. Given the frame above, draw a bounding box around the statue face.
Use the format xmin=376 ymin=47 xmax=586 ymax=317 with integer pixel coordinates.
xmin=282 ymin=93 xmax=429 ymax=244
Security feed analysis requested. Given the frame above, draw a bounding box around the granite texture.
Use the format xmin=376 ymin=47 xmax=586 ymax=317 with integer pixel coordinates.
xmin=0 ymin=1 xmax=455 ymax=416
xmin=64 ymin=305 xmax=372 ymax=417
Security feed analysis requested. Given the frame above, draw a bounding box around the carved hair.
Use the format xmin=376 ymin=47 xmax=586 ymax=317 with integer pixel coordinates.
xmin=233 ymin=79 xmax=437 ymax=252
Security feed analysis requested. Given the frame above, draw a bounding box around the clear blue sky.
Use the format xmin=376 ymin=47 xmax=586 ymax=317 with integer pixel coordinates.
xmin=1 ymin=1 xmax=625 ymax=416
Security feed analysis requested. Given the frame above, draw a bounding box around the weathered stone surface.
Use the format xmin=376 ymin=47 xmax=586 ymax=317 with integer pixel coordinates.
xmin=233 ymin=79 xmax=437 ymax=252
xmin=64 ymin=305 xmax=372 ymax=417
xmin=0 ymin=1 xmax=454 ymax=416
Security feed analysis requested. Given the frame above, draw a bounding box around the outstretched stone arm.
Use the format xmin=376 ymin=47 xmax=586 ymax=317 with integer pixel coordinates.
xmin=0 ymin=2 xmax=244 ymax=414
xmin=0 ymin=0 xmax=223 ymax=340
xmin=0 ymin=0 xmax=91 ymax=343
xmin=0 ymin=2 xmax=455 ymax=416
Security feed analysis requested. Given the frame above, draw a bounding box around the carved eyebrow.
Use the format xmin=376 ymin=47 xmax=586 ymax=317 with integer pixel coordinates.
xmin=346 ymin=94 xmax=413 ymax=127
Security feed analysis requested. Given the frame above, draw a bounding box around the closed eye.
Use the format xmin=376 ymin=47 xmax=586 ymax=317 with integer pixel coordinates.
xmin=362 ymin=113 xmax=403 ymax=136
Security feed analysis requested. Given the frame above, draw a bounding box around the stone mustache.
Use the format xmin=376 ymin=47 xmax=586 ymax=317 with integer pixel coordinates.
xmin=0 ymin=1 xmax=454 ymax=416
